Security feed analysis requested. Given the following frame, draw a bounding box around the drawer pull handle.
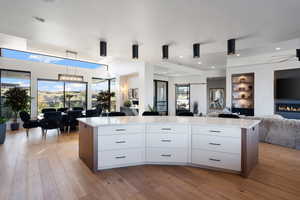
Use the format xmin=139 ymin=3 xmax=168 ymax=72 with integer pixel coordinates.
xmin=209 ymin=142 xmax=221 ymax=146
xmin=209 ymin=158 xmax=221 ymax=162
xmin=161 ymin=139 xmax=172 ymax=142
xmin=115 ymin=129 xmax=126 ymax=131
xmin=161 ymin=154 xmax=172 ymax=157
xmin=161 ymin=128 xmax=172 ymax=131
xmin=209 ymin=130 xmax=221 ymax=133
xmin=115 ymin=141 xmax=126 ymax=144
xmin=115 ymin=156 xmax=126 ymax=159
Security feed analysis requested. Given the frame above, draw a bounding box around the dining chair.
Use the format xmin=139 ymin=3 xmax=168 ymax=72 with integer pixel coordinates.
xmin=66 ymin=110 xmax=82 ymax=133
xmin=85 ymin=109 xmax=99 ymax=118
xmin=19 ymin=111 xmax=40 ymax=137
xmin=41 ymin=108 xmax=56 ymax=113
xmin=40 ymin=111 xmax=62 ymax=138
xmin=108 ymin=112 xmax=126 ymax=117
xmin=177 ymin=111 xmax=194 ymax=116
xmin=142 ymin=111 xmax=159 ymax=116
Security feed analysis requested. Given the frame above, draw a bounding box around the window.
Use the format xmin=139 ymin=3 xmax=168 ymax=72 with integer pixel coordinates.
xmin=65 ymin=82 xmax=87 ymax=109
xmin=154 ymin=80 xmax=168 ymax=115
xmin=91 ymin=78 xmax=116 ymax=111
xmin=0 ymin=48 xmax=106 ymax=70
xmin=175 ymin=84 xmax=190 ymax=114
xmin=37 ymin=79 xmax=87 ymax=113
xmin=91 ymin=78 xmax=109 ymax=109
xmin=0 ymin=70 xmax=31 ymax=119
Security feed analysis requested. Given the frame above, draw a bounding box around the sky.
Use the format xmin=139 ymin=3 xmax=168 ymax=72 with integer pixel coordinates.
xmin=1 ymin=48 xmax=104 ymax=69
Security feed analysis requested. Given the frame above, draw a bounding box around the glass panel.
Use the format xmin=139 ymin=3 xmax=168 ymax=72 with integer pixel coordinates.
xmin=65 ymin=82 xmax=87 ymax=109
xmin=0 ymin=70 xmax=30 ymax=119
xmin=110 ymin=79 xmax=116 ymax=112
xmin=175 ymin=85 xmax=190 ymax=112
xmin=154 ymin=80 xmax=168 ymax=115
xmin=91 ymin=78 xmax=109 ymax=109
xmin=37 ymin=80 xmax=64 ymax=113
xmin=1 ymin=48 xmax=105 ymax=69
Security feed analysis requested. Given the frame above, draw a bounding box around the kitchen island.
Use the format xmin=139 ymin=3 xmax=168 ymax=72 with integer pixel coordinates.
xmin=78 ymin=116 xmax=260 ymax=177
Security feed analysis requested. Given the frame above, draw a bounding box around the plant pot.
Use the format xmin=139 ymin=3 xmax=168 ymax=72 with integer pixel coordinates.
xmin=0 ymin=123 xmax=6 ymax=144
xmin=10 ymin=122 xmax=19 ymax=131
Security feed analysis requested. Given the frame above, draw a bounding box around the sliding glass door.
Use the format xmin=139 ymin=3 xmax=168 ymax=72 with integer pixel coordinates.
xmin=0 ymin=70 xmax=31 ymax=119
xmin=175 ymin=84 xmax=190 ymax=114
xmin=91 ymin=78 xmax=116 ymax=111
xmin=37 ymin=79 xmax=87 ymax=113
xmin=154 ymin=80 xmax=168 ymax=115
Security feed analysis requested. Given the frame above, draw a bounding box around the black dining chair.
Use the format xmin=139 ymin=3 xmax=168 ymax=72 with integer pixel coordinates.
xmin=142 ymin=111 xmax=159 ymax=116
xmin=108 ymin=112 xmax=126 ymax=117
xmin=177 ymin=111 xmax=194 ymax=116
xmin=72 ymin=107 xmax=84 ymax=111
xmin=19 ymin=111 xmax=40 ymax=137
xmin=57 ymin=107 xmax=68 ymax=113
xmin=40 ymin=111 xmax=62 ymax=138
xmin=85 ymin=109 xmax=99 ymax=118
xmin=65 ymin=110 xmax=82 ymax=133
xmin=218 ymin=113 xmax=240 ymax=119
xmin=41 ymin=108 xmax=56 ymax=113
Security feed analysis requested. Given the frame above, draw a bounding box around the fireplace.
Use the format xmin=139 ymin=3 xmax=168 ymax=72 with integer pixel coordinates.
xmin=275 ymin=100 xmax=300 ymax=119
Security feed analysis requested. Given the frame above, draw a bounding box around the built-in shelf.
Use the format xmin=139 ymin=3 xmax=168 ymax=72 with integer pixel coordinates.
xmin=232 ymin=73 xmax=254 ymax=116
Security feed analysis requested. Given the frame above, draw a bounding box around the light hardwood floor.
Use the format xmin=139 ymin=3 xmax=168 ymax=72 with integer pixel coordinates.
xmin=0 ymin=128 xmax=299 ymax=200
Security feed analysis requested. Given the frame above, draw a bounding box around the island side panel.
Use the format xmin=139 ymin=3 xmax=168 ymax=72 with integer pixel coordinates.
xmin=241 ymin=124 xmax=259 ymax=177
xmin=79 ymin=122 xmax=98 ymax=172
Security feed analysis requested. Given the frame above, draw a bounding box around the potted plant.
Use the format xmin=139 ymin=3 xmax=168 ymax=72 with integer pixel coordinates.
xmin=4 ymin=87 xmax=31 ymax=131
xmin=123 ymin=100 xmax=132 ymax=108
xmin=0 ymin=117 xmax=7 ymax=144
xmin=96 ymin=91 xmax=115 ymax=112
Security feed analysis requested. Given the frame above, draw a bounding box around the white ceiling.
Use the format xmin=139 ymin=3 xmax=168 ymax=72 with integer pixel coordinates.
xmin=1 ymin=0 xmax=300 ymax=72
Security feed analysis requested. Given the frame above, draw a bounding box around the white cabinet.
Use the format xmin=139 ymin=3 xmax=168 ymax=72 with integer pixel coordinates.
xmin=146 ymin=124 xmax=189 ymax=164
xmin=96 ymin=123 xmax=243 ymax=172
xmin=192 ymin=149 xmax=241 ymax=171
xmin=191 ymin=125 xmax=242 ymax=172
xmin=98 ymin=149 xmax=145 ymax=168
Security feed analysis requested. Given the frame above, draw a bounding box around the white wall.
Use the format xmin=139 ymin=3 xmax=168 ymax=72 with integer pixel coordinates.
xmin=0 ymin=57 xmax=107 ymax=118
xmin=227 ymin=52 xmax=300 ymax=116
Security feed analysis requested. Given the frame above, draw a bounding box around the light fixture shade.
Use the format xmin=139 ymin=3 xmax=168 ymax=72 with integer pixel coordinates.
xmin=297 ymin=49 xmax=300 ymax=61
xmin=162 ymin=45 xmax=169 ymax=59
xmin=193 ymin=43 xmax=200 ymax=58
xmin=58 ymin=74 xmax=83 ymax=82
xmin=227 ymin=39 xmax=236 ymax=55
xmin=100 ymin=41 xmax=107 ymax=57
xmin=132 ymin=44 xmax=139 ymax=59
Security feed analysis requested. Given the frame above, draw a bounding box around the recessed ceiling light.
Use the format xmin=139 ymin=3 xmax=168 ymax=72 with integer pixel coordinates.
xmin=198 ymin=61 xmax=202 ymax=65
xmin=236 ymin=54 xmax=240 ymax=57
xmin=179 ymin=55 xmax=183 ymax=58
xmin=211 ymin=66 xmax=215 ymax=69
xmin=276 ymin=47 xmax=281 ymax=51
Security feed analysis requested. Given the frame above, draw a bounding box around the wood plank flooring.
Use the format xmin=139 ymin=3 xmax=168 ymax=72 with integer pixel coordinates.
xmin=0 ymin=128 xmax=299 ymax=200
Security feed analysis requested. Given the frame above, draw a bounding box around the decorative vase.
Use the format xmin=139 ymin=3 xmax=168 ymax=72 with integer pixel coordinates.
xmin=10 ymin=122 xmax=19 ymax=131
xmin=0 ymin=123 xmax=6 ymax=144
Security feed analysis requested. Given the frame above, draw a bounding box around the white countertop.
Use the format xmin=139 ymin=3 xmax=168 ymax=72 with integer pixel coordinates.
xmin=77 ymin=116 xmax=260 ymax=129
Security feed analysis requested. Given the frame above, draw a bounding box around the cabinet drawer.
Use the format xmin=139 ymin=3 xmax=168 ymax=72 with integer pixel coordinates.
xmin=98 ymin=149 xmax=145 ymax=168
xmin=147 ymin=124 xmax=189 ymax=134
xmin=99 ymin=134 xmax=145 ymax=151
xmin=192 ymin=149 xmax=241 ymax=171
xmin=98 ymin=125 xmax=145 ymax=135
xmin=192 ymin=125 xmax=241 ymax=138
xmin=192 ymin=135 xmax=241 ymax=154
xmin=147 ymin=133 xmax=188 ymax=148
xmin=146 ymin=148 xmax=188 ymax=163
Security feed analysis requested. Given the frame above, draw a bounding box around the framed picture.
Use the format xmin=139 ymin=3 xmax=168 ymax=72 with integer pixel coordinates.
xmin=133 ymin=88 xmax=139 ymax=99
xmin=209 ymin=88 xmax=225 ymax=110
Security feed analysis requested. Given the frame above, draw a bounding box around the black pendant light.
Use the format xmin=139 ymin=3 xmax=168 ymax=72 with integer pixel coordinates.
xmin=162 ymin=45 xmax=169 ymax=59
xmin=100 ymin=41 xmax=107 ymax=57
xmin=227 ymin=39 xmax=236 ymax=55
xmin=132 ymin=44 xmax=139 ymax=59
xmin=297 ymin=49 xmax=300 ymax=61
xmin=193 ymin=43 xmax=200 ymax=58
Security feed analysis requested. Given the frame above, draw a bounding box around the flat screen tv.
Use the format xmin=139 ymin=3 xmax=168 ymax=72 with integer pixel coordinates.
xmin=276 ymin=78 xmax=300 ymax=100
